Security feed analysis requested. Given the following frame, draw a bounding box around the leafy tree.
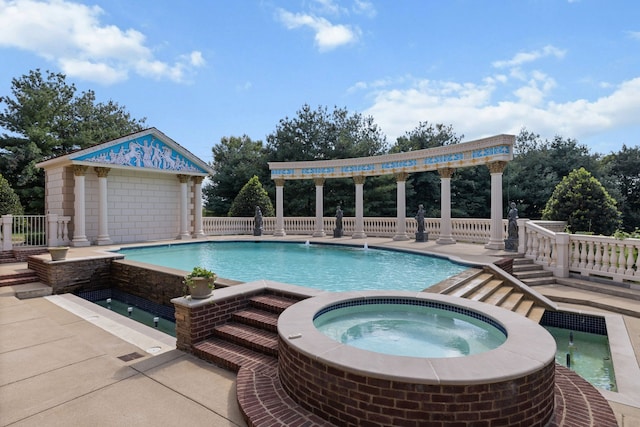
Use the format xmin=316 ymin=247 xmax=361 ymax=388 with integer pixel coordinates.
xmin=265 ymin=104 xmax=388 ymax=216
xmin=203 ymin=135 xmax=268 ymax=215
xmin=389 ymin=122 xmax=463 ymax=216
xmin=0 ymin=69 xmax=145 ymax=213
xmin=542 ymin=167 xmax=621 ymax=235
xmin=228 ymin=175 xmax=275 ymax=217
xmin=504 ymin=129 xmax=601 ymax=219
xmin=0 ymin=173 xmax=23 ymax=215
xmin=602 ymin=145 xmax=640 ymax=231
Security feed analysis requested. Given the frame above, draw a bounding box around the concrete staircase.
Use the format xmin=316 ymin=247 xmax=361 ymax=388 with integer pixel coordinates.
xmin=0 ymin=267 xmax=51 ymax=299
xmin=511 ymin=257 xmax=556 ymax=286
xmin=429 ymin=267 xmax=554 ymax=323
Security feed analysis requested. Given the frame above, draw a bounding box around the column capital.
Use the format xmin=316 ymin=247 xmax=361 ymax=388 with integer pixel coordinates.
xmin=192 ymin=176 xmax=204 ymax=185
xmin=394 ymin=172 xmax=409 ymax=182
xmin=94 ymin=167 xmax=111 ymax=178
xmin=274 ymin=178 xmax=285 ymax=187
xmin=73 ymin=165 xmax=88 ymax=176
xmin=438 ymin=167 xmax=455 ymax=179
xmin=177 ymin=174 xmax=191 ymax=184
xmin=353 ymin=175 xmax=366 ymax=185
xmin=487 ymin=161 xmax=507 ymax=174
xmin=313 ymin=177 xmax=325 ymax=186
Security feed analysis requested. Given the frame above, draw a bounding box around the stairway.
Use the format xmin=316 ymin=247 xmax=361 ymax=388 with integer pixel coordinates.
xmin=511 ymin=257 xmax=556 ymax=286
xmin=431 ymin=268 xmax=550 ymax=323
xmin=0 ymin=251 xmax=18 ymax=264
xmin=192 ymin=292 xmax=333 ymax=426
xmin=0 ymin=268 xmax=51 ymax=298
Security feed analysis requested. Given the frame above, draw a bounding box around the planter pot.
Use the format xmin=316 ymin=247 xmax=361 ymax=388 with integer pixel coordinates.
xmin=188 ymin=277 xmax=214 ymax=299
xmin=48 ymin=247 xmax=69 ymax=261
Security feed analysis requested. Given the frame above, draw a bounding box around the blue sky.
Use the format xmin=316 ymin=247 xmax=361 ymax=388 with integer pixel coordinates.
xmin=1 ymin=0 xmax=638 ymax=163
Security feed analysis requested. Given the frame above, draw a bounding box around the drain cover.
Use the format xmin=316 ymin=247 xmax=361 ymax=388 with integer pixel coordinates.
xmin=117 ymin=352 xmax=144 ymax=362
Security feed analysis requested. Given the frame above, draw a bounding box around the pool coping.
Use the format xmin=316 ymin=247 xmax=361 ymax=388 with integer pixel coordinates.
xmin=278 ymin=290 xmax=557 ymax=385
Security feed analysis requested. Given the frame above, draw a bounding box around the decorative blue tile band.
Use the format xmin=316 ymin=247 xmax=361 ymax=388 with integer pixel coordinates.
xmin=540 ymin=310 xmax=607 ymax=335
xmin=76 ymin=289 xmax=175 ymax=322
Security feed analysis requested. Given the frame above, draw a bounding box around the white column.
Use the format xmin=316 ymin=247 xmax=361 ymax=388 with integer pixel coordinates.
xmin=485 ymin=161 xmax=507 ymax=250
xmin=313 ymin=178 xmax=326 ymax=237
xmin=2 ymin=215 xmax=13 ymax=251
xmin=94 ymin=167 xmax=113 ymax=245
xmin=71 ymin=165 xmax=90 ymax=247
xmin=393 ymin=172 xmax=409 ymax=241
xmin=177 ymin=174 xmax=192 ymax=240
xmin=192 ymin=176 xmax=205 ymax=238
xmin=352 ymin=175 xmax=367 ymax=239
xmin=437 ymin=168 xmax=456 ymax=245
xmin=274 ymin=179 xmax=286 ymax=236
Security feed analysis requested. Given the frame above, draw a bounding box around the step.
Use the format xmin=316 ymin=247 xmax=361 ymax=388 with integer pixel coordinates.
xmin=512 ymin=263 xmax=544 ymax=272
xmin=444 ymin=272 xmax=493 ymax=297
xmin=513 ymin=270 xmax=555 ymax=280
xmin=193 ymin=338 xmax=277 ymax=373
xmin=555 ymin=277 xmax=640 ymax=302
xmin=500 ymin=292 xmax=524 ymax=311
xmin=514 ymin=299 xmax=534 ymax=316
xmin=249 ymin=294 xmax=302 ymax=314
xmin=484 ymin=286 xmax=514 ymax=306
xmin=512 ymin=257 xmax=534 ymax=266
xmin=232 ymin=307 xmax=279 ymax=332
xmin=521 ymin=277 xmax=557 ymax=286
xmin=527 ymin=307 xmax=546 ymax=323
xmin=469 ymin=279 xmax=503 ymax=302
xmin=213 ymin=322 xmax=279 ymax=356
xmin=15 ymin=282 xmax=52 ymax=299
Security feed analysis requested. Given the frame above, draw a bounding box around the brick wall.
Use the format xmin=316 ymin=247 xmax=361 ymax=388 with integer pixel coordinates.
xmin=110 ymin=260 xmax=186 ymax=307
xmin=279 ymin=337 xmax=556 ymax=427
xmin=28 ymin=255 xmax=119 ymax=294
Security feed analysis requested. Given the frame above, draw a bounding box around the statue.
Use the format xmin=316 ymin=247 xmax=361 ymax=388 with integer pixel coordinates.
xmin=505 ymin=202 xmax=518 ymax=251
xmin=253 ymin=206 xmax=263 ymax=236
xmin=415 ymin=204 xmax=427 ymax=242
xmin=333 ymin=205 xmax=344 ymax=238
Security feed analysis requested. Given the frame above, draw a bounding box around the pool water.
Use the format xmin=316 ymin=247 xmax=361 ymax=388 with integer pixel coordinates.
xmin=314 ymin=304 xmax=506 ymax=357
xmin=118 ymin=242 xmax=469 ymax=292
xmin=545 ymin=326 xmax=617 ymax=391
xmin=95 ymin=298 xmax=176 ymax=337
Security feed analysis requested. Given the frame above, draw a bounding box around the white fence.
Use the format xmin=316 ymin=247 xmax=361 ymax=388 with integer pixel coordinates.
xmin=1 ymin=214 xmax=71 ymax=251
xmin=522 ymin=220 xmax=639 ymax=285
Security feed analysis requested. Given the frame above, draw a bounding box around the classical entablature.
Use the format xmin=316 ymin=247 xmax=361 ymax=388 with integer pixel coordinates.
xmin=39 ymin=127 xmax=212 ymax=176
xmin=268 ymin=134 xmax=514 ymax=180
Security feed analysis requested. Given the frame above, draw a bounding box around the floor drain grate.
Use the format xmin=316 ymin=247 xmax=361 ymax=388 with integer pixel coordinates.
xmin=117 ymin=352 xmax=145 ymax=362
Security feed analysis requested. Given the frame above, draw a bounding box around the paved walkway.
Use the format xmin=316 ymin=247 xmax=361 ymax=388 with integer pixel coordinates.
xmin=1 ymin=236 xmax=639 ymax=426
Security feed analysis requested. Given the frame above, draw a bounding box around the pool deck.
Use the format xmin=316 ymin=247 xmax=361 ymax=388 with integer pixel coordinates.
xmin=1 ymin=235 xmax=639 ymax=426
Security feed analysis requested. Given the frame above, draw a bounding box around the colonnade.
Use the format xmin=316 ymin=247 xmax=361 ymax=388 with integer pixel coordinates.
xmin=272 ymin=161 xmax=507 ymax=248
xmin=70 ymin=166 xmax=205 ymax=246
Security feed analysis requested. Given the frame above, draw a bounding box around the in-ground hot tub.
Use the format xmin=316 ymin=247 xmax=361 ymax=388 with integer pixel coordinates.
xmin=278 ymin=291 xmax=557 ymax=427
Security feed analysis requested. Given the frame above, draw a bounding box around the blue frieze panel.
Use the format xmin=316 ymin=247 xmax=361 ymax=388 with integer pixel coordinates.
xmin=73 ymin=135 xmax=206 ymax=173
xmin=272 ymin=169 xmax=296 ymax=176
xmin=471 ymin=145 xmax=510 ymax=159
xmin=381 ymin=159 xmax=417 ymax=169
xmin=301 ymin=167 xmax=336 ymax=175
xmin=340 ymin=164 xmax=376 ymax=173
xmin=423 ymin=153 xmax=464 ymax=165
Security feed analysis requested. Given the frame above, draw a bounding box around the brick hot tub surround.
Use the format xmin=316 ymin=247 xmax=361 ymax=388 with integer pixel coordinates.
xmin=278 ymin=291 xmax=557 ymax=427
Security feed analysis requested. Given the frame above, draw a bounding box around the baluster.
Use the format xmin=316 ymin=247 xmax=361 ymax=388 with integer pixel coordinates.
xmin=571 ymin=240 xmax=581 ymax=268
xmin=578 ymin=241 xmax=587 ymax=269
xmin=537 ymin=236 xmax=545 ymax=263
xmin=617 ymin=243 xmax=628 ymax=275
xmin=600 ymin=241 xmax=610 ymax=272
xmin=626 ymin=243 xmax=637 ymax=276
xmin=593 ymin=241 xmax=602 ymax=272
xmin=586 ymin=241 xmax=595 ymax=270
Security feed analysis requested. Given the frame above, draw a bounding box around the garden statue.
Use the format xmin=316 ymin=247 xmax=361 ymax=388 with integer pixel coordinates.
xmin=333 ymin=205 xmax=344 ymax=238
xmin=505 ymin=202 xmax=518 ymax=251
xmin=253 ymin=206 xmax=263 ymax=236
xmin=415 ymin=204 xmax=427 ymax=242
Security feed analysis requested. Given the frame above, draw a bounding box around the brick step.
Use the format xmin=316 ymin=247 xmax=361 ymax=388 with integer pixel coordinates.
xmin=213 ymin=322 xmax=279 ymax=356
xmin=0 ymin=271 xmax=39 ymax=287
xmin=249 ymin=294 xmax=301 ymax=314
xmin=236 ymin=367 xmax=334 ymax=427
xmin=232 ymin=307 xmax=279 ymax=332
xmin=193 ymin=338 xmax=277 ymax=373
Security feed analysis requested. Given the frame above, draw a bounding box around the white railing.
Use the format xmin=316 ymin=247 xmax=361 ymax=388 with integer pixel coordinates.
xmin=522 ymin=220 xmax=639 ymax=284
xmin=1 ymin=214 xmax=71 ymax=251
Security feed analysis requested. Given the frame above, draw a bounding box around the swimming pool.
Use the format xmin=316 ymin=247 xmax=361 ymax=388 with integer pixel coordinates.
xmin=118 ymin=241 xmax=469 ymax=292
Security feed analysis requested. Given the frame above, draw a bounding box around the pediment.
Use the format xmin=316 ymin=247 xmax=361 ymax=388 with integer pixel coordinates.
xmin=68 ymin=128 xmax=211 ymax=175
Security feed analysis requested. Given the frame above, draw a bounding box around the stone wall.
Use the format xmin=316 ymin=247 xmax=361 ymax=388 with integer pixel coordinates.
xmin=110 ymin=260 xmax=187 ymax=306
xmin=28 ymin=255 xmax=120 ymax=294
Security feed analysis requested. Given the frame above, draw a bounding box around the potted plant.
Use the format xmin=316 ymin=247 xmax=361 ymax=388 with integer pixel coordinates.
xmin=183 ymin=266 xmax=216 ymax=299
xmin=48 ymin=246 xmax=69 ymax=261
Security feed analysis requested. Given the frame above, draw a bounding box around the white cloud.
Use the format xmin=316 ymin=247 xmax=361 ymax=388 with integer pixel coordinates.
xmin=492 ymin=45 xmax=566 ymax=69
xmin=277 ymin=8 xmax=360 ymax=51
xmin=0 ymin=0 xmax=204 ymax=84
xmin=628 ymin=31 xmax=640 ymax=40
xmin=353 ymin=0 xmax=376 ymax=18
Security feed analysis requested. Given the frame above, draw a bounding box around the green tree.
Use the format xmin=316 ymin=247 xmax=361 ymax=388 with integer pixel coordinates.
xmin=203 ymin=135 xmax=268 ymax=216
xmin=228 ymin=175 xmax=275 ymax=217
xmin=265 ymin=104 xmax=388 ymax=216
xmin=602 ymin=145 xmax=640 ymax=232
xmin=0 ymin=173 xmax=23 ymax=215
xmin=542 ymin=167 xmax=621 ymax=235
xmin=0 ymin=69 xmax=145 ymax=213
xmin=390 ymin=122 xmax=462 ymax=216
